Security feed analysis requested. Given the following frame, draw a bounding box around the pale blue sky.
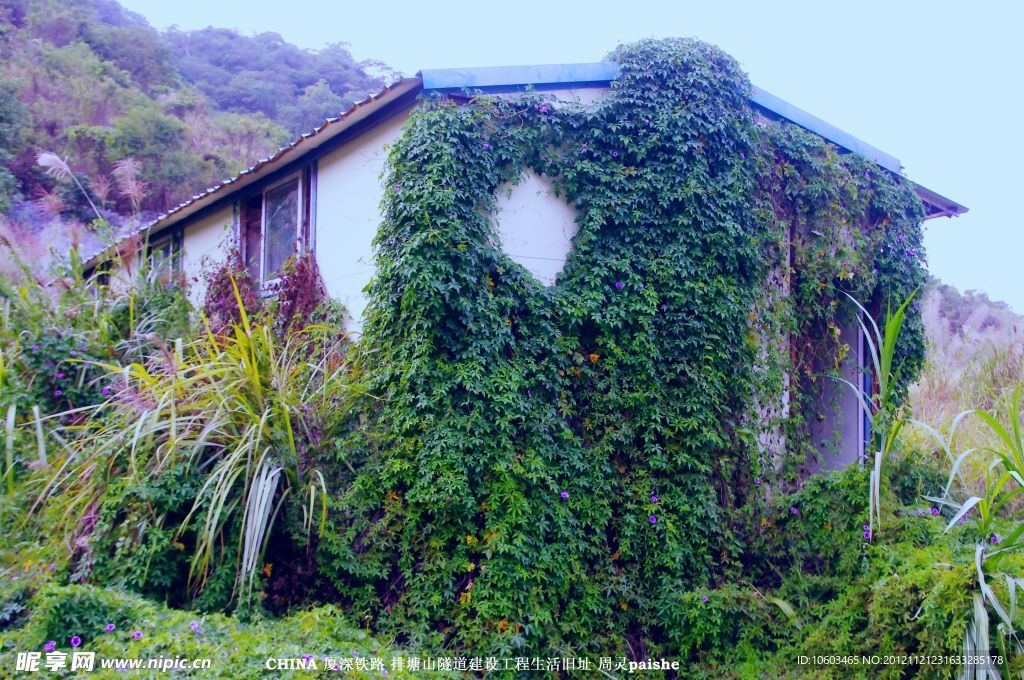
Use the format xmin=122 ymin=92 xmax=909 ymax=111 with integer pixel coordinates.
xmin=121 ymin=0 xmax=1023 ymax=311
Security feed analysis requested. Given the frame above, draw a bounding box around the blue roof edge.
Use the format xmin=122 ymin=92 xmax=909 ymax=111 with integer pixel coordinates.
xmin=421 ymin=62 xmax=620 ymax=90
xmin=421 ymin=63 xmax=903 ymax=172
xmin=420 ymin=62 xmax=966 ymax=217
xmin=749 ymin=86 xmax=901 ymax=173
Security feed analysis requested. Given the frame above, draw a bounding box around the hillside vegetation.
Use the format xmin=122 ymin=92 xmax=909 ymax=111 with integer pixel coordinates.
xmin=0 ymin=0 xmax=385 ymax=272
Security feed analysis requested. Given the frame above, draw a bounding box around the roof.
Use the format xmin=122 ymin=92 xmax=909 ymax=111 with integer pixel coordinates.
xmin=84 ymin=61 xmax=966 ymax=268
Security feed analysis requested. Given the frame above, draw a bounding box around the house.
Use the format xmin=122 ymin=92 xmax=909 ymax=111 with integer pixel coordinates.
xmin=83 ymin=58 xmax=966 ymax=471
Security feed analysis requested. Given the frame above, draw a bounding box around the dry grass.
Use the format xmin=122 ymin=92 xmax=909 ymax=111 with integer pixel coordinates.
xmin=908 ymin=281 xmax=1024 ymax=492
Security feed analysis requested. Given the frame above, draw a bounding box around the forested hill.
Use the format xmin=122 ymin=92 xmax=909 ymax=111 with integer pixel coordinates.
xmin=0 ymin=0 xmax=387 ymax=232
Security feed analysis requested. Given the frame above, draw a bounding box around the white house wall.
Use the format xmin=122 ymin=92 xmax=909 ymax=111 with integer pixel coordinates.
xmin=181 ymin=205 xmax=234 ymax=306
xmin=314 ymin=109 xmax=410 ymax=333
xmin=494 ymin=170 xmax=580 ymax=286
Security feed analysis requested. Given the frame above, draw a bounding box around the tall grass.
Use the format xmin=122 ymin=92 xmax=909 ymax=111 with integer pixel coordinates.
xmin=30 ymin=279 xmax=351 ymax=604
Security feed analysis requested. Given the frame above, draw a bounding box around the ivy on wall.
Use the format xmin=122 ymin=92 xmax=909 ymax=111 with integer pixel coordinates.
xmin=316 ymin=38 xmax=927 ymax=657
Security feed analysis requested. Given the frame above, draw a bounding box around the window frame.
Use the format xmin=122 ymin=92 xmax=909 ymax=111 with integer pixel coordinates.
xmin=140 ymin=229 xmax=183 ymax=288
xmin=241 ymin=171 xmax=307 ymax=287
xmin=145 ymin=231 xmax=182 ymax=274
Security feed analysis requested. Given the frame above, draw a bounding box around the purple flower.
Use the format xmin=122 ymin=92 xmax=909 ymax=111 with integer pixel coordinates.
xmin=790 ymin=506 xmax=798 ymax=515
xmin=650 ymin=494 xmax=659 ymax=503
xmin=102 ymin=387 xmax=111 ymax=396
xmin=701 ymin=595 xmax=709 ymax=603
xmin=49 ymin=563 xmax=56 ymax=572
xmin=863 ymin=530 xmax=872 ymax=540
xmin=132 ymin=631 xmax=143 ymax=640
xmin=539 ymin=105 xmax=550 ymax=114
xmin=580 ymin=145 xmax=588 ymax=154
xmin=991 ymin=535 xmax=1001 ymax=544
xmin=105 ymin=623 xmax=115 ymax=633
xmin=611 ymin=151 xmax=619 ymax=158
xmin=30 ymin=344 xmax=39 ymax=351
xmin=649 ymin=515 xmax=657 ymax=524
xmin=864 ymin=169 xmax=871 ymax=179
xmin=189 ymin=621 xmax=201 ymax=634
xmin=44 ymin=641 xmax=56 ymax=653
xmin=560 ymin=491 xmax=570 ymax=499
xmin=54 ymin=389 xmax=62 ymax=397
xmin=55 ymin=372 xmax=64 ymax=380
xmin=917 ymin=508 xmax=926 ymax=517
xmin=863 ymin=524 xmax=870 ymax=531
xmin=930 ymin=507 xmax=940 ymax=516
xmin=69 ymin=350 xmax=77 ymax=357
xmin=70 ymin=635 xmax=81 ymax=648
xmin=754 ymin=478 xmax=761 ymax=485
xmin=614 ymin=281 xmax=624 ymax=290
xmin=481 ymin=142 xmax=490 ymax=151
xmin=739 ymin=152 xmax=745 ymax=160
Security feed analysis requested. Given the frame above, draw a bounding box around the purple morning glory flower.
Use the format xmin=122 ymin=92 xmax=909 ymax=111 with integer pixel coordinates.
xmin=649 ymin=515 xmax=657 ymax=524
xmin=863 ymin=524 xmax=870 ymax=531
xmin=49 ymin=563 xmax=56 ymax=571
xmin=30 ymin=344 xmax=39 ymax=351
xmin=701 ymin=595 xmax=709 ymax=603
xmin=864 ymin=169 xmax=871 ymax=179
xmin=189 ymin=621 xmax=201 ymax=634
xmin=754 ymin=478 xmax=761 ymax=485
xmin=863 ymin=530 xmax=872 ymax=540
xmin=650 ymin=494 xmax=659 ymax=503
xmin=560 ymin=491 xmax=569 ymax=499
xmin=102 ymin=387 xmax=111 ymax=396
xmin=55 ymin=372 xmax=64 ymax=380
xmin=54 ymin=389 xmax=62 ymax=397
xmin=132 ymin=631 xmax=143 ymax=640
xmin=739 ymin=152 xmax=745 ymax=160
xmin=580 ymin=145 xmax=588 ymax=154
xmin=481 ymin=142 xmax=490 ymax=150
xmin=612 ymin=151 xmax=619 ymax=158
xmin=790 ymin=506 xmax=798 ymax=515
xmin=614 ymin=281 xmax=624 ymax=290
xmin=371 ymin=648 xmax=379 ymax=654
xmin=44 ymin=641 xmax=56 ymax=652
xmin=539 ymin=105 xmax=549 ymax=114
xmin=70 ymin=635 xmax=81 ymax=648
xmin=991 ymin=535 xmax=1001 ymax=544
xmin=105 ymin=623 xmax=115 ymax=633
xmin=931 ymin=507 xmax=940 ymax=516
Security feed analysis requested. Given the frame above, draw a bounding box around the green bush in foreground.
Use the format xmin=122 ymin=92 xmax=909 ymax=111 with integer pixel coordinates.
xmin=0 ymin=584 xmax=443 ymax=678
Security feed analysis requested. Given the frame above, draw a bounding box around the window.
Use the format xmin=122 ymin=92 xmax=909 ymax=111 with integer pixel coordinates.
xmin=241 ymin=171 xmax=311 ymax=283
xmin=147 ymin=233 xmax=181 ymax=272
xmin=144 ymin=231 xmax=182 ymax=284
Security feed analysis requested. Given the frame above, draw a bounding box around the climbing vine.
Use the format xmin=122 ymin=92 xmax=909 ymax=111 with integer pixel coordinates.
xmin=316 ymin=38 xmax=927 ymax=657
